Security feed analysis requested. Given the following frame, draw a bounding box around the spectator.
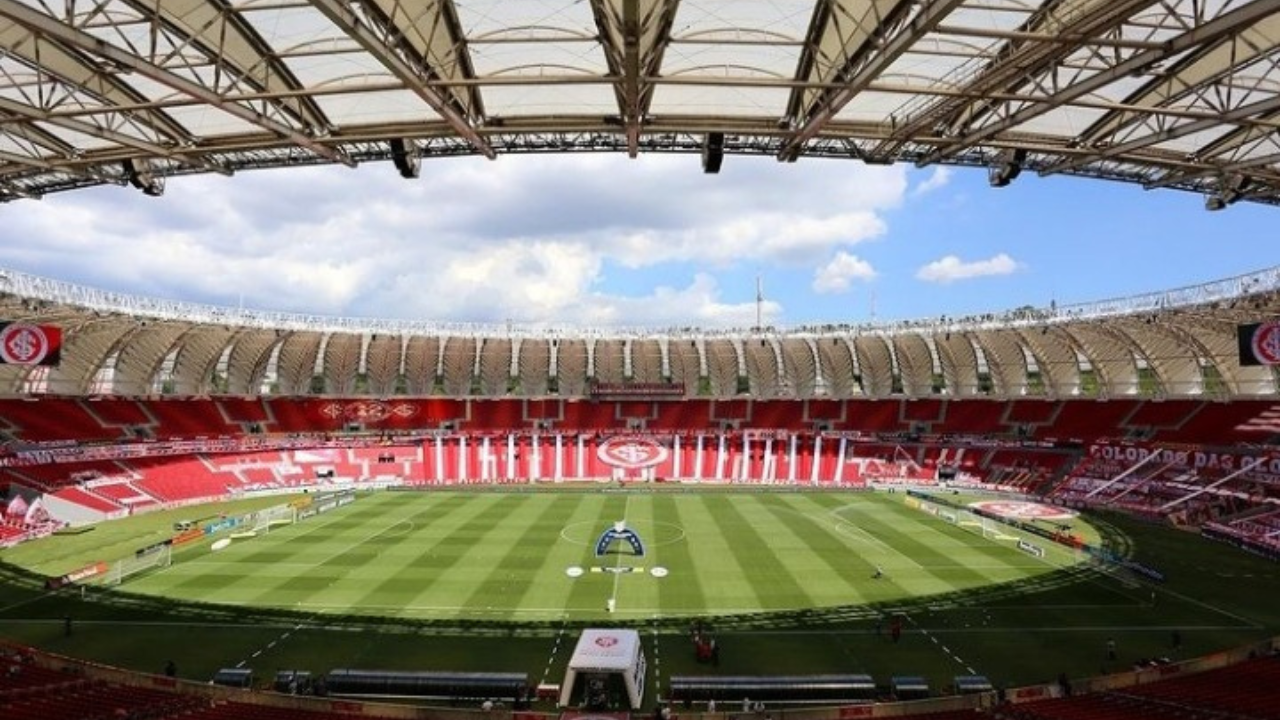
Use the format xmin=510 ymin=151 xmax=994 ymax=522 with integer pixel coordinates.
xmin=1107 ymin=638 xmax=1117 ymax=661
xmin=164 ymin=660 xmax=177 ymax=678
xmin=707 ymin=699 xmax=716 ymax=713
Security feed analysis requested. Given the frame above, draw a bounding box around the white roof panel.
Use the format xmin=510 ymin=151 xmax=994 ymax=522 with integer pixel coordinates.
xmin=454 ymin=0 xmax=597 ymax=39
xmin=0 ymin=0 xmax=1277 ymax=204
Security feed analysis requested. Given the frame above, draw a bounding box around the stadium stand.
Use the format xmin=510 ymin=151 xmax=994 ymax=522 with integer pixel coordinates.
xmin=48 ymin=487 xmax=122 ymax=515
xmin=80 ymin=398 xmax=154 ymax=431
xmin=5 ymin=397 xmax=1280 ymax=448
xmin=1015 ymin=656 xmax=1280 ymax=720
xmin=0 ymin=679 xmax=200 ymax=720
xmin=1120 ymin=655 xmax=1280 ymax=718
xmin=217 ymin=397 xmax=272 ymax=426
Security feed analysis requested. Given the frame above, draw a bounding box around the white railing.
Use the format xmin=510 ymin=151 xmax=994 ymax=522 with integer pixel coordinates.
xmin=2 ymin=264 xmax=1277 ymax=339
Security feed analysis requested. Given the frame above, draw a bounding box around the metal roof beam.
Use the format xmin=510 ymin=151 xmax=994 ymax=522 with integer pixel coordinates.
xmin=587 ymin=0 xmax=635 ymax=155
xmin=0 ymin=148 xmax=112 ymax=182
xmin=780 ymin=0 xmax=964 ymax=161
xmin=0 ymin=114 xmax=78 ymax=157
xmin=0 ymin=98 xmax=230 ymax=176
xmin=623 ymin=0 xmax=641 ymax=157
xmin=885 ymin=0 xmax=1160 ymax=161
xmin=1040 ymin=94 xmax=1280 ymax=177
xmin=119 ymin=0 xmax=333 ymax=134
xmin=1070 ymin=14 xmax=1280 ymax=151
xmin=917 ymin=0 xmax=1280 ymax=167
xmin=1146 ymin=148 xmax=1280 ymax=190
xmin=591 ymin=0 xmax=681 ymax=157
xmin=309 ymin=0 xmax=494 ymax=160
xmin=0 ymin=0 xmax=353 ymax=167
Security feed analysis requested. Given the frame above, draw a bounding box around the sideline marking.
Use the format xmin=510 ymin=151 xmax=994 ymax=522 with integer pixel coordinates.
xmin=540 ymin=619 xmax=569 ymax=687
xmin=905 ymin=612 xmax=979 ymax=676
xmin=236 ymin=620 xmax=306 ymax=669
xmin=652 ymin=622 xmax=663 ymax=699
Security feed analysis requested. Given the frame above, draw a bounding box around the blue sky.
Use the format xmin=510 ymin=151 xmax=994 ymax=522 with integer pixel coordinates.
xmin=0 ymin=153 xmax=1274 ymax=329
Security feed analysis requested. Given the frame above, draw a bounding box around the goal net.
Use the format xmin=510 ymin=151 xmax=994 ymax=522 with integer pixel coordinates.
xmin=249 ymin=504 xmax=297 ymax=535
xmin=99 ymin=543 xmax=173 ymax=586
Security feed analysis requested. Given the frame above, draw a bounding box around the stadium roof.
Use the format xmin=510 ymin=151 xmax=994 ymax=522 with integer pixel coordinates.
xmin=2 ymin=0 xmax=1280 ymax=206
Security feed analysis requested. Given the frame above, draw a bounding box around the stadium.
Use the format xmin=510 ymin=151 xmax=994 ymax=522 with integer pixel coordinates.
xmin=2 ymin=1 xmax=1280 ymax=720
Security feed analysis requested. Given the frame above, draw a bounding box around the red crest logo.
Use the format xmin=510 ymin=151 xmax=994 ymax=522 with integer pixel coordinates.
xmin=969 ymin=500 xmax=1076 ymax=521
xmin=594 ymin=636 xmax=618 ymax=648
xmin=597 ymin=436 xmax=669 ymax=470
xmin=1251 ymin=322 xmax=1280 ymax=365
xmin=0 ymin=323 xmax=52 ymax=365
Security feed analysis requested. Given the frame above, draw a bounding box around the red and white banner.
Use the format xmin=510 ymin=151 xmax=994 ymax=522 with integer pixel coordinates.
xmin=0 ymin=322 xmax=62 ymax=366
xmin=1088 ymin=442 xmax=1280 ymax=477
xmin=596 ymin=436 xmax=670 ymax=470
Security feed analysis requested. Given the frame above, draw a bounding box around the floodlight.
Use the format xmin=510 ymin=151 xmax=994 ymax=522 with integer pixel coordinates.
xmin=1204 ymin=175 xmax=1251 ymax=211
xmin=390 ymin=138 xmax=420 ymax=179
xmin=988 ymin=148 xmax=1027 ymax=188
xmin=702 ymin=132 xmax=725 ymax=174
xmin=123 ymin=158 xmax=164 ymax=197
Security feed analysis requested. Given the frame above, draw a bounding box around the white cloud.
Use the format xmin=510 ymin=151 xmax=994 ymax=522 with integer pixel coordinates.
xmin=913 ymin=166 xmax=952 ymax=196
xmin=812 ymin=252 xmax=877 ymax=294
xmin=0 ymin=154 xmax=909 ymax=326
xmin=576 ymin=273 xmax=781 ymax=328
xmin=916 ymin=253 xmax=1020 ymax=283
xmin=610 ymin=211 xmax=886 ymax=268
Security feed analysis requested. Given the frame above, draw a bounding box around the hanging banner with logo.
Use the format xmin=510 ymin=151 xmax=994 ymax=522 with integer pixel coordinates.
xmin=596 ymin=436 xmax=670 ymax=470
xmin=1238 ymin=321 xmax=1280 ymax=366
xmin=0 ymin=322 xmax=62 ymax=366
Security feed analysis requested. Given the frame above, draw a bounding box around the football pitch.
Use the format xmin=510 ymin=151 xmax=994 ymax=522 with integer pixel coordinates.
xmin=123 ymin=490 xmax=1084 ymax=620
xmin=1 ymin=487 xmax=1277 ymax=698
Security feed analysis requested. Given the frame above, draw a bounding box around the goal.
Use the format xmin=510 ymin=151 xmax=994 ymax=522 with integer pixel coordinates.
xmin=100 ymin=543 xmax=172 ymax=586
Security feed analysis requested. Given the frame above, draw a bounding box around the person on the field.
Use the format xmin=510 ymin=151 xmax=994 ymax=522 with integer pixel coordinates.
xmin=872 ymin=565 xmax=884 ymax=579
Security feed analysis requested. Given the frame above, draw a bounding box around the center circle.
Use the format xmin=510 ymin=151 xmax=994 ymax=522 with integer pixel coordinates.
xmin=559 ymin=519 xmax=687 ymax=547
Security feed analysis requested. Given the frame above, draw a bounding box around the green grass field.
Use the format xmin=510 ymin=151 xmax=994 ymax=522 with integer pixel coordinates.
xmin=1 ymin=487 xmax=1277 ymax=703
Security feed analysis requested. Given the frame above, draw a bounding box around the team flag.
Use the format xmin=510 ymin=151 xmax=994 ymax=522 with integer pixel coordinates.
xmin=0 ymin=322 xmax=62 ymax=366
xmin=1238 ymin=321 xmax=1280 ymax=366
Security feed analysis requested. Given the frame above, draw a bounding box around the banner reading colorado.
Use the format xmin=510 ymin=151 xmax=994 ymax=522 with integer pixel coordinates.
xmin=0 ymin=322 xmax=62 ymax=366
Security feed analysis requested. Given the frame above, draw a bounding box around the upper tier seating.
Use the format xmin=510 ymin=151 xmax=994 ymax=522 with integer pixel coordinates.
xmin=1 ymin=397 xmax=1278 ymax=446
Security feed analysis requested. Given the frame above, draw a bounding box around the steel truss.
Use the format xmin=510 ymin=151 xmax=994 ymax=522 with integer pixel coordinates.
xmin=0 ymin=0 xmax=1276 ymax=204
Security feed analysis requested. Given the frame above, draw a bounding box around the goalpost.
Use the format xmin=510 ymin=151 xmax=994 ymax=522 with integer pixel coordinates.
xmin=99 ymin=543 xmax=173 ymax=587
xmin=250 ymin=504 xmax=298 ymax=535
